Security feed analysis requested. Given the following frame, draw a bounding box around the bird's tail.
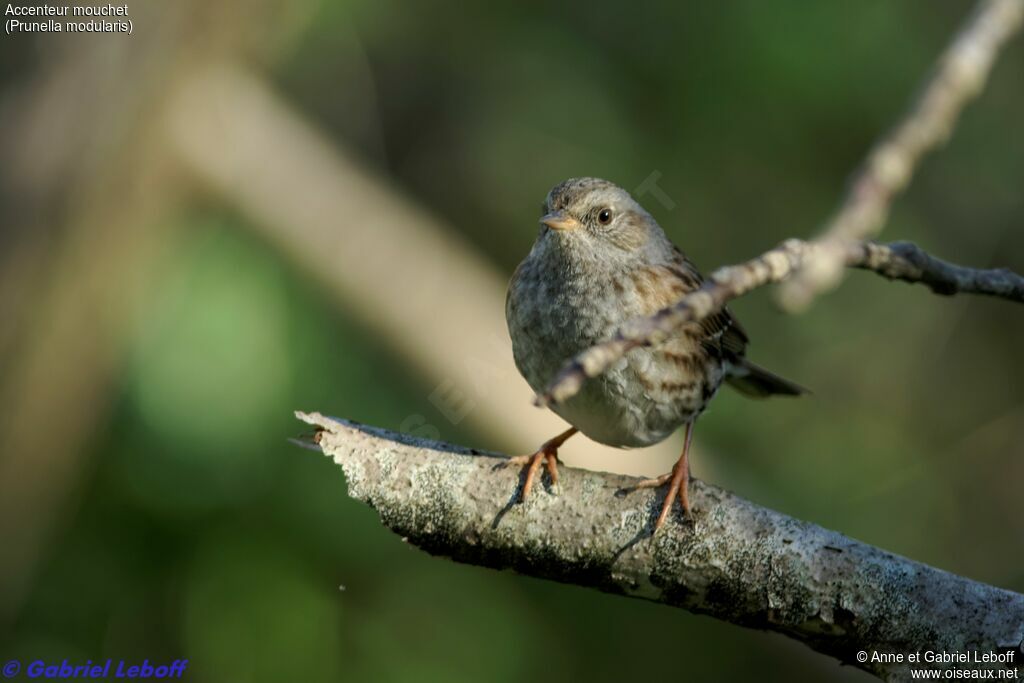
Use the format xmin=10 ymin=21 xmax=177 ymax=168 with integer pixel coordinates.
xmin=726 ymin=359 xmax=808 ymax=398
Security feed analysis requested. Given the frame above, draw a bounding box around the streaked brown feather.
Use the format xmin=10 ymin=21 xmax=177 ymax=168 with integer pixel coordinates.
xmin=652 ymin=251 xmax=751 ymax=363
xmin=700 ymin=309 xmax=749 ymax=360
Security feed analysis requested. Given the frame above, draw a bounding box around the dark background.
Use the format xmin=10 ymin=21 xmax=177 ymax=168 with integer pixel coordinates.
xmin=1 ymin=1 xmax=1022 ymax=680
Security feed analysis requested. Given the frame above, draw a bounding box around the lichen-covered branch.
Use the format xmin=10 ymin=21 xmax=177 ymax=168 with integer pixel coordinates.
xmin=537 ymin=239 xmax=1023 ymax=408
xmin=776 ymin=0 xmax=1024 ymax=311
xmin=295 ymin=411 xmax=1024 ymax=681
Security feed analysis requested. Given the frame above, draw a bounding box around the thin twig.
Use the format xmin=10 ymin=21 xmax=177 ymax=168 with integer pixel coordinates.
xmin=851 ymin=241 xmax=1024 ymax=301
xmin=537 ymin=239 xmax=1023 ymax=407
xmin=296 ymin=411 xmax=1024 ymax=682
xmin=538 ymin=0 xmax=1024 ymax=409
xmin=776 ymin=0 xmax=1024 ymax=311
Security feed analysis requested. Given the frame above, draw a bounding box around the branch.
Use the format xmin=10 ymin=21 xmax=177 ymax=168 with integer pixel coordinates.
xmin=295 ymin=411 xmax=1024 ymax=681
xmin=777 ymin=0 xmax=1024 ymax=311
xmin=537 ymin=240 xmax=1024 ymax=407
xmin=851 ymin=241 xmax=1024 ymax=301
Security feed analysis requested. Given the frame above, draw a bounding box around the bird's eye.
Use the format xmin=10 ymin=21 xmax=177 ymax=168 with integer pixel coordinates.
xmin=598 ymin=208 xmax=613 ymax=225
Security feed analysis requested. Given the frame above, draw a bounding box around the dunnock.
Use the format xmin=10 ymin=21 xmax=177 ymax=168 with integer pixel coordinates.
xmin=505 ymin=177 xmax=805 ymax=529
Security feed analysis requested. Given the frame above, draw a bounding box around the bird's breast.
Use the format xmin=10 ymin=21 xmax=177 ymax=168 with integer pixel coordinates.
xmin=506 ymin=256 xmax=721 ymax=448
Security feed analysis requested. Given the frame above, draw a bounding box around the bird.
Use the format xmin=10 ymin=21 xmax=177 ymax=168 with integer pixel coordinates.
xmin=505 ymin=177 xmax=806 ymax=529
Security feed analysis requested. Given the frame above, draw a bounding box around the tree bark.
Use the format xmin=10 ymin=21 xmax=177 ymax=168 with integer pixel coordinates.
xmin=295 ymin=411 xmax=1024 ymax=681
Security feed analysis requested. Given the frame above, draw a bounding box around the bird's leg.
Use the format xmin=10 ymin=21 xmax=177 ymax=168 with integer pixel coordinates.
xmin=632 ymin=421 xmax=694 ymax=529
xmin=505 ymin=427 xmax=578 ymax=500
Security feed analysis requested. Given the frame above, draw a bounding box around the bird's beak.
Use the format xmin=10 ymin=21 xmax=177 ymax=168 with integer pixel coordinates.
xmin=540 ymin=211 xmax=582 ymax=231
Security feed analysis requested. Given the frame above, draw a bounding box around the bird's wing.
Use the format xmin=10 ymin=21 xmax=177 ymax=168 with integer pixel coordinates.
xmin=699 ymin=308 xmax=749 ymax=360
xmin=659 ymin=248 xmax=749 ymax=361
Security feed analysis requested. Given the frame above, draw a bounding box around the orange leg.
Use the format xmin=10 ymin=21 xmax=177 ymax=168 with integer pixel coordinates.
xmin=633 ymin=422 xmax=694 ymax=530
xmin=506 ymin=427 xmax=578 ymax=500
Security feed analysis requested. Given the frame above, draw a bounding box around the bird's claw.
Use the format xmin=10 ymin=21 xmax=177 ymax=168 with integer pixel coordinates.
xmin=504 ymin=448 xmax=560 ymax=500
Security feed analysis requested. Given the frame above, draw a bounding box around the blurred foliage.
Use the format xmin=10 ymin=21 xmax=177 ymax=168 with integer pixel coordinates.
xmin=2 ymin=1 xmax=1022 ymax=682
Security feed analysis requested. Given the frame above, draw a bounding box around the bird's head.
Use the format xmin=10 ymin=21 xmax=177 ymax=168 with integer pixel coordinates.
xmin=538 ymin=178 xmax=663 ymax=260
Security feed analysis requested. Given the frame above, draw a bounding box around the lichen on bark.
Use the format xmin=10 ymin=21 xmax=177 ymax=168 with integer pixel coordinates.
xmin=295 ymin=411 xmax=1024 ymax=681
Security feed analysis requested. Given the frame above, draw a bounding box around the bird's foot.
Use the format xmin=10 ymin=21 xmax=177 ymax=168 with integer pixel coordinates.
xmin=504 ymin=427 xmax=578 ymax=501
xmin=631 ymin=459 xmax=691 ymax=530
xmin=504 ymin=448 xmax=560 ymax=500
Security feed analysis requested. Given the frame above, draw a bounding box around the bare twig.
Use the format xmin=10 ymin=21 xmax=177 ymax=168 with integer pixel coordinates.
xmin=538 ymin=239 xmax=1023 ymax=407
xmin=537 ymin=0 xmax=1023 ymax=409
xmin=296 ymin=411 xmax=1024 ymax=682
xmin=851 ymin=241 xmax=1024 ymax=301
xmin=777 ymin=0 xmax=1024 ymax=311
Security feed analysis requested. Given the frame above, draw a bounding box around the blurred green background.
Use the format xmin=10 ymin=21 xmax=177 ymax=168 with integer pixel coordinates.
xmin=1 ymin=1 xmax=1022 ymax=681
